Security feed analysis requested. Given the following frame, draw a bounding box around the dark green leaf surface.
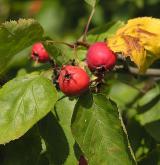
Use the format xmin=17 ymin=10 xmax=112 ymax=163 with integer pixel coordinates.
xmin=0 ymin=19 xmax=44 ymax=76
xmin=39 ymin=97 xmax=78 ymax=165
xmin=1 ymin=126 xmax=41 ymax=165
xmin=144 ymin=121 xmax=160 ymax=143
xmin=36 ymin=153 xmax=49 ymax=165
xmin=38 ymin=113 xmax=69 ymax=165
xmin=71 ymin=93 xmax=136 ymax=165
xmin=0 ymin=74 xmax=57 ymax=144
xmin=138 ymin=146 xmax=160 ymax=165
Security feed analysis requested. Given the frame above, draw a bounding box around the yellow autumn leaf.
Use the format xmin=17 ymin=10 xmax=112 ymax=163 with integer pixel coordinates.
xmin=107 ymin=17 xmax=160 ymax=72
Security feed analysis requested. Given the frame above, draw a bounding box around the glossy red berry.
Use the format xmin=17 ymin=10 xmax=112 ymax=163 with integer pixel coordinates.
xmin=31 ymin=42 xmax=49 ymax=62
xmin=86 ymin=42 xmax=116 ymax=74
xmin=58 ymin=65 xmax=90 ymax=96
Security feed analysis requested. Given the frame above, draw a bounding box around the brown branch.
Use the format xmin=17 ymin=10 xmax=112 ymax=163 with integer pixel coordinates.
xmin=116 ymin=54 xmax=160 ymax=77
xmin=129 ymin=66 xmax=160 ymax=77
xmin=46 ymin=40 xmax=90 ymax=49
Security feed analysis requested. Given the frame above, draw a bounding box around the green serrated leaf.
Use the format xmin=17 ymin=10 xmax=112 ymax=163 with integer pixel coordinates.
xmin=109 ymin=81 xmax=140 ymax=110
xmin=0 ymin=19 xmax=44 ymax=76
xmin=84 ymin=0 xmax=98 ymax=7
xmin=0 ymin=74 xmax=57 ymax=144
xmin=71 ymin=93 xmax=136 ymax=165
xmin=52 ymin=97 xmax=78 ymax=165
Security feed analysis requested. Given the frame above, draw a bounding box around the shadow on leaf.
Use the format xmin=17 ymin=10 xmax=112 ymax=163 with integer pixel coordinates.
xmin=137 ymin=94 xmax=160 ymax=114
xmin=144 ymin=120 xmax=160 ymax=143
xmin=38 ymin=112 xmax=69 ymax=165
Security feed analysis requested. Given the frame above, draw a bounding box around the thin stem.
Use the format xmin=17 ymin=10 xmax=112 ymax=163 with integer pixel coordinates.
xmin=83 ymin=7 xmax=95 ymax=42
xmin=73 ymin=44 xmax=79 ymax=64
xmin=46 ymin=40 xmax=90 ymax=49
xmin=75 ymin=41 xmax=90 ymax=48
xmin=46 ymin=40 xmax=74 ymax=48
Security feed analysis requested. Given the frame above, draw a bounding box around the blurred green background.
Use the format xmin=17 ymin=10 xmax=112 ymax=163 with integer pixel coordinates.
xmin=1 ymin=0 xmax=160 ymax=40
xmin=0 ymin=0 xmax=160 ymax=81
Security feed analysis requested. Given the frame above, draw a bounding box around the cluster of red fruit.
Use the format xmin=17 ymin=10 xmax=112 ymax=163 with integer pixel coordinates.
xmin=31 ymin=42 xmax=116 ymax=96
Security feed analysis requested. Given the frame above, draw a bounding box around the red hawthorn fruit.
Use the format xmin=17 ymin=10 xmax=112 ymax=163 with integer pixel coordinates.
xmin=79 ymin=156 xmax=88 ymax=165
xmin=58 ymin=65 xmax=90 ymax=96
xmin=86 ymin=42 xmax=116 ymax=74
xmin=31 ymin=42 xmax=49 ymax=62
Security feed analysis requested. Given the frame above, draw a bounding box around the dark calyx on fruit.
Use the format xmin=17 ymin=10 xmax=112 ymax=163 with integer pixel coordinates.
xmin=58 ymin=65 xmax=90 ymax=96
